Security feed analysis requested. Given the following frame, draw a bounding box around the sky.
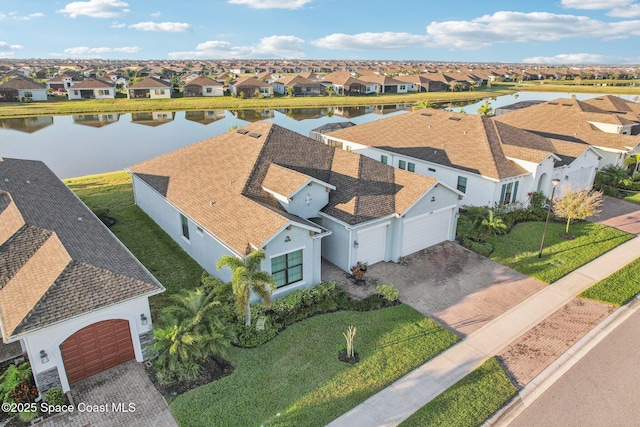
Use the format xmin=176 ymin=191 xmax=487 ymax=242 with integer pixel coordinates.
xmin=1 ymin=0 xmax=640 ymax=64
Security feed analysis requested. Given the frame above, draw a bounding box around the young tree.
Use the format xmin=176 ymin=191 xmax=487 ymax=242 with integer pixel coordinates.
xmin=476 ymin=100 xmax=494 ymax=116
xmin=286 ymin=86 xmax=294 ymax=97
xmin=412 ymin=99 xmax=436 ymax=110
xmin=553 ymin=189 xmax=603 ymax=235
xmin=325 ymin=85 xmax=334 ymax=97
xmin=481 ymin=209 xmax=507 ymax=238
xmin=217 ymin=250 xmax=276 ymax=326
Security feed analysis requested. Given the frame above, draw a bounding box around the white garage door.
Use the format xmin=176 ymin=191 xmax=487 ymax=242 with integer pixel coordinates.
xmin=402 ymin=208 xmax=452 ymax=256
xmin=356 ymin=225 xmax=387 ymax=265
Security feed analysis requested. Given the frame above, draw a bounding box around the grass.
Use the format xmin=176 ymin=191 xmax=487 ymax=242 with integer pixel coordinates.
xmin=64 ymin=171 xmax=203 ymax=313
xmin=399 ymin=358 xmax=518 ymax=427
xmin=169 ymin=305 xmax=459 ymax=427
xmin=624 ymin=192 xmax=640 ymax=205
xmin=580 ymin=257 xmax=640 ymax=306
xmin=0 ymin=88 xmax=512 ymax=118
xmin=486 ymin=221 xmax=633 ymax=283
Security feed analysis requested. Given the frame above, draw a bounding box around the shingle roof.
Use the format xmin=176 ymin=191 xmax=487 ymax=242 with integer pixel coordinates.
xmin=0 ymin=77 xmax=46 ymax=90
xmin=127 ymin=76 xmax=172 ymax=88
xmin=68 ymin=78 xmax=114 ymax=89
xmin=494 ymin=98 xmax=640 ymax=151
xmin=129 ymin=122 xmax=438 ymax=251
xmin=326 ymin=109 xmax=529 ymax=179
xmin=183 ymin=75 xmax=223 ymax=87
xmin=0 ymin=159 xmax=163 ymax=338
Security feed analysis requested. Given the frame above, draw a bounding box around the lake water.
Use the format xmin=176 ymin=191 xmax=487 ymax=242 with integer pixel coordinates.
xmin=1 ymin=91 xmax=638 ymax=178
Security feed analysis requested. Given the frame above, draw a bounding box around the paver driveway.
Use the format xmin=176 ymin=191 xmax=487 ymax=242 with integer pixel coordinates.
xmin=38 ymin=361 xmax=177 ymax=427
xmin=589 ymin=195 xmax=640 ymax=234
xmin=323 ymin=241 xmax=546 ymax=336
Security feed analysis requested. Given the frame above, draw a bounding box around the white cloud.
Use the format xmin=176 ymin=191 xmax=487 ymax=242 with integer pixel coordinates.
xmin=312 ymin=32 xmax=430 ymax=50
xmin=8 ymin=12 xmax=45 ymax=21
xmin=0 ymin=13 xmax=5 ymax=20
xmin=151 ymin=11 xmax=161 ymax=17
xmin=129 ymin=22 xmax=191 ymax=32
xmin=314 ymin=11 xmax=640 ymax=51
xmin=111 ymin=21 xmax=126 ymax=28
xmin=58 ymin=0 xmax=129 ymax=18
xmin=523 ymin=53 xmax=615 ymax=64
xmin=169 ymin=35 xmax=305 ymax=59
xmin=0 ymin=41 xmax=23 ymax=50
xmin=228 ymin=0 xmax=311 ymax=10
xmin=63 ymin=45 xmax=141 ymax=56
xmin=608 ymin=4 xmax=640 ymax=17
xmin=561 ymin=0 xmax=633 ymax=9
xmin=0 ymin=41 xmax=23 ymax=58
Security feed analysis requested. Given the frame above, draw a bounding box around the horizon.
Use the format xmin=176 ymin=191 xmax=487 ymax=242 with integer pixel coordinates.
xmin=2 ymin=1 xmax=640 ymax=64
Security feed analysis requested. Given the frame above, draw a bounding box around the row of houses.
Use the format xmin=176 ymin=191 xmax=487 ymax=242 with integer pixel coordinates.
xmin=1 ymin=93 xmax=639 ymax=397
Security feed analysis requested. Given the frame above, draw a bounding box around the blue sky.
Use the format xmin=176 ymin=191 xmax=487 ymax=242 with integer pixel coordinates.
xmin=1 ymin=0 xmax=640 ymax=64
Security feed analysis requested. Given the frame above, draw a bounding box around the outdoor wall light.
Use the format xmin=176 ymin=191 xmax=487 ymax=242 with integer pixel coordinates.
xmin=40 ymin=350 xmax=49 ymax=364
xmin=353 ymin=240 xmax=359 ymax=248
xmin=431 ymin=196 xmax=436 ymax=202
xmin=140 ymin=313 xmax=148 ymax=325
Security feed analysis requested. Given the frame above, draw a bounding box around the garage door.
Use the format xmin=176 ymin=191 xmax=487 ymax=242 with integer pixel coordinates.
xmin=356 ymin=225 xmax=387 ymax=265
xmin=402 ymin=208 xmax=452 ymax=256
xmin=60 ymin=319 xmax=135 ymax=384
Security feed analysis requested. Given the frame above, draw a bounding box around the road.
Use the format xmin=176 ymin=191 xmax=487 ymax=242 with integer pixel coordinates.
xmin=509 ymin=305 xmax=640 ymax=427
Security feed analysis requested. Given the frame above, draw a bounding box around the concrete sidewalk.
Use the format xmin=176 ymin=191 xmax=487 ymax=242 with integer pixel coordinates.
xmin=328 ymin=236 xmax=640 ymax=427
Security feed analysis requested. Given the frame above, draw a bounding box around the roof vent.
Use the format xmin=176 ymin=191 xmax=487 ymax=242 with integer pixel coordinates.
xmin=248 ymin=132 xmax=262 ymax=138
xmin=237 ymin=129 xmax=249 ymax=135
xmin=548 ymin=102 xmax=558 ymax=105
xmin=448 ymin=117 xmax=461 ymax=121
xmin=209 ymin=201 xmax=215 ymax=206
xmin=561 ymin=103 xmax=572 ymax=107
xmin=3 ymin=178 xmax=8 ymax=182
xmin=421 ymin=112 xmax=432 ymax=116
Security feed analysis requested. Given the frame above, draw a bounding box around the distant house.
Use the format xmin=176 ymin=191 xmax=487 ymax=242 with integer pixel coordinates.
xmin=183 ymin=76 xmax=224 ymax=97
xmin=272 ymin=75 xmax=323 ymax=96
xmin=67 ymin=78 xmax=115 ymax=100
xmin=128 ymin=122 xmax=461 ymax=283
xmin=358 ymin=74 xmax=408 ymax=94
xmin=0 ymin=77 xmax=48 ymax=102
xmin=322 ymin=71 xmax=377 ymax=96
xmin=229 ymin=76 xmax=272 ymax=98
xmin=127 ymin=76 xmax=172 ymax=99
xmin=0 ymin=157 xmax=164 ymax=394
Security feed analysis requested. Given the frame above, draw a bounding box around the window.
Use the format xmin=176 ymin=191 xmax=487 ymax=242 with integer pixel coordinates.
xmin=180 ymin=214 xmax=189 ymax=240
xmin=271 ymin=250 xmax=303 ymax=288
xmin=400 ymin=85 xmax=406 ymax=90
xmin=74 ymin=90 xmax=79 ymax=96
xmin=398 ymin=160 xmax=406 ymax=170
xmin=428 ymin=167 xmax=436 ymax=172
xmin=154 ymin=89 xmax=165 ymax=95
xmin=23 ymin=91 xmax=33 ymax=98
xmin=500 ymin=182 xmax=513 ymax=204
xmin=206 ymin=87 xmax=212 ymax=93
xmin=408 ymin=162 xmax=416 ymax=172
xmin=346 ymin=145 xmax=352 ymax=152
xmin=327 ymin=140 xmax=343 ymax=149
xmin=98 ymin=89 xmax=109 ymax=96
xmin=457 ymin=176 xmax=467 ymax=193
xmin=381 ymin=155 xmax=388 ymax=165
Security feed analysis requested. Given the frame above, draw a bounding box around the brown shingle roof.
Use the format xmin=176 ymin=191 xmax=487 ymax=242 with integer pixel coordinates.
xmin=326 ymin=109 xmax=528 ymax=179
xmin=68 ymin=78 xmax=114 ymax=89
xmin=0 ymin=77 xmax=46 ymax=90
xmin=0 ymin=158 xmax=163 ymax=338
xmin=183 ymin=75 xmax=223 ymax=88
xmin=127 ymin=76 xmax=172 ymax=89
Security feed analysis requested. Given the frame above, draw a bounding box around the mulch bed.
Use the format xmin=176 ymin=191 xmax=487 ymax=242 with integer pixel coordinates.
xmin=145 ymin=355 xmax=234 ymax=397
xmin=338 ymin=350 xmax=360 ymax=364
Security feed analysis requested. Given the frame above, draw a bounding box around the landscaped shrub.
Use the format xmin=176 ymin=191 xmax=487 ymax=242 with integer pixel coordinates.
xmin=461 ymin=238 xmax=494 ymax=257
xmin=234 ymin=319 xmax=279 ymax=348
xmin=0 ymin=363 xmax=35 ymax=404
xmin=376 ymin=281 xmax=399 ymax=302
xmin=43 ymin=387 xmax=64 ymax=406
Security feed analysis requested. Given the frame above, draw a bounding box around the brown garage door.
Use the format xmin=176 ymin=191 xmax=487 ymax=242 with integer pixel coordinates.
xmin=60 ymin=319 xmax=135 ymax=384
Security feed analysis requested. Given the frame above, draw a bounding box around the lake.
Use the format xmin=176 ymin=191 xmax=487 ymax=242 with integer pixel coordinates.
xmin=1 ymin=91 xmax=638 ymax=178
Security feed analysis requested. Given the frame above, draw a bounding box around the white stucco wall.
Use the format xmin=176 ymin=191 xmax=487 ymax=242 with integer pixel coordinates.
xmin=18 ymin=89 xmax=47 ymax=101
xmin=552 ymin=149 xmax=600 ymax=195
xmin=21 ymin=297 xmax=152 ymax=393
xmin=275 ymin=181 xmax=331 ymax=219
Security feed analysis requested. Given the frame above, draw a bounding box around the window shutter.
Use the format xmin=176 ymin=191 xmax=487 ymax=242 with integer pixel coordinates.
xmin=512 ymin=181 xmax=519 ymax=203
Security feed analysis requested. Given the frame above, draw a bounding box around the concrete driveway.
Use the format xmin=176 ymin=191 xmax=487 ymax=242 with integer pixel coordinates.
xmin=588 ymin=195 xmax=640 ymax=234
xmin=323 ymin=241 xmax=546 ymax=337
xmin=38 ymin=361 xmax=177 ymax=427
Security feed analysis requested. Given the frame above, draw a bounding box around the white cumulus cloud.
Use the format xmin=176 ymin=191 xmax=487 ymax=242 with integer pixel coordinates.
xmin=8 ymin=12 xmax=45 ymax=21
xmin=169 ymin=35 xmax=305 ymax=59
xmin=523 ymin=53 xmax=616 ymax=64
xmin=151 ymin=11 xmax=161 ymax=17
xmin=63 ymin=45 xmax=140 ymax=56
xmin=228 ymin=0 xmax=312 ymax=9
xmin=129 ymin=22 xmax=191 ymax=32
xmin=111 ymin=21 xmax=126 ymax=28
xmin=608 ymin=4 xmax=640 ymax=17
xmin=312 ymin=32 xmax=430 ymax=50
xmin=561 ymin=0 xmax=634 ymax=9
xmin=58 ymin=0 xmax=129 ymax=18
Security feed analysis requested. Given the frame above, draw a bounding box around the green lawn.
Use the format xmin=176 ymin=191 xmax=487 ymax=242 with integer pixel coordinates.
xmin=64 ymin=171 xmax=203 ymax=313
xmin=486 ymin=221 xmax=633 ymax=283
xmin=400 ymin=358 xmax=518 ymax=427
xmin=624 ymin=192 xmax=640 ymax=205
xmin=580 ymin=257 xmax=640 ymax=306
xmin=169 ymin=305 xmax=459 ymax=427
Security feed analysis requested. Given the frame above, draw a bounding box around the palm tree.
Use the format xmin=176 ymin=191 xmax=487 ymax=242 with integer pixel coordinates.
xmin=286 ymin=86 xmax=295 ymax=97
xmin=481 ymin=210 xmax=507 ymax=238
xmin=598 ymin=164 xmax=629 ymax=188
xmin=217 ymin=250 xmax=276 ymax=326
xmin=325 ymin=85 xmax=334 ymax=97
xmin=476 ymin=100 xmax=494 ymax=116
xmin=412 ymin=99 xmax=436 ymax=110
xmin=623 ymin=153 xmax=640 ymax=174
xmin=468 ymin=81 xmax=478 ymax=91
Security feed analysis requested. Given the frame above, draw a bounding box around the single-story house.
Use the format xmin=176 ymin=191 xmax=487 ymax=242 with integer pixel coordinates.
xmin=494 ymin=97 xmax=640 ymax=169
xmin=229 ymin=76 xmax=272 ymax=98
xmin=0 ymin=157 xmax=164 ymax=394
xmin=66 ymin=78 xmax=115 ymax=100
xmin=322 ymin=71 xmax=377 ymax=96
xmin=359 ymin=74 xmax=408 ymax=94
xmin=0 ymin=77 xmax=48 ymax=102
xmin=127 ymin=122 xmax=462 ymax=290
xmin=272 ymin=75 xmax=324 ymax=96
xmin=127 ymin=76 xmax=173 ymax=99
xmin=183 ymin=76 xmax=224 ymax=97
xmin=321 ymin=109 xmax=601 ymax=206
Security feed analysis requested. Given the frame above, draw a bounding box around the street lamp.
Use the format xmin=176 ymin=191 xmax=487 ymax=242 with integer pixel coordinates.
xmin=538 ymin=178 xmax=561 ymax=258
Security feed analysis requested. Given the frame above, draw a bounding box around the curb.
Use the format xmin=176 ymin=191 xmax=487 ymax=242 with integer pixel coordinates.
xmin=483 ymin=294 xmax=640 ymax=427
